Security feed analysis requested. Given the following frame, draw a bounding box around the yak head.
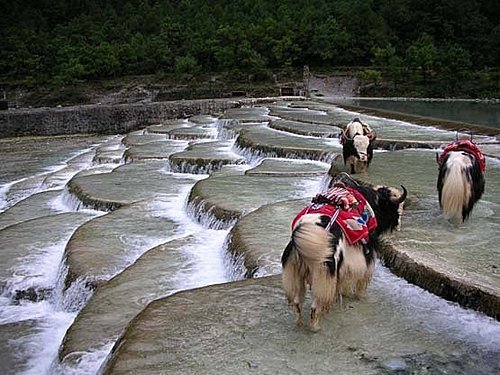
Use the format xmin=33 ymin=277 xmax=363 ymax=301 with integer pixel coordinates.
xmin=329 ymin=173 xmax=408 ymax=234
xmin=373 ymin=185 xmax=407 ymax=234
xmin=343 ymin=133 xmax=372 ymax=174
xmin=353 ymin=134 xmax=370 ymax=163
xmin=353 ymin=184 xmax=407 ymax=235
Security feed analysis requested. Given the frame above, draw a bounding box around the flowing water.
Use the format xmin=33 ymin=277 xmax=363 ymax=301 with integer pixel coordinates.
xmin=0 ymin=101 xmax=499 ymax=374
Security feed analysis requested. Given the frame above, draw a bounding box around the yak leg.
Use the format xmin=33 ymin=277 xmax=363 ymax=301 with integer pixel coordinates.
xmin=344 ymin=155 xmax=356 ymax=174
xmin=346 ymin=155 xmax=356 ymax=174
xmin=292 ymin=283 xmax=306 ymax=326
xmin=354 ymin=279 xmax=369 ymax=298
xmin=354 ymin=260 xmax=375 ymax=299
xmin=310 ymin=300 xmax=322 ymax=332
xmin=282 ymin=251 xmax=306 ymax=326
xmin=309 ymin=264 xmax=337 ymax=332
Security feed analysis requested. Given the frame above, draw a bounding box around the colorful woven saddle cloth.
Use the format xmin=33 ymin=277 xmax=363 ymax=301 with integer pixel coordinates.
xmin=291 ymin=187 xmax=378 ymax=245
xmin=438 ymin=139 xmax=486 ymax=172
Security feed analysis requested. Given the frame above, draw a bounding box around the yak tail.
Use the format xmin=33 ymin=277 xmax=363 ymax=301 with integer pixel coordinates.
xmin=292 ymin=216 xmax=333 ymax=265
xmin=440 ymin=152 xmax=472 ymax=223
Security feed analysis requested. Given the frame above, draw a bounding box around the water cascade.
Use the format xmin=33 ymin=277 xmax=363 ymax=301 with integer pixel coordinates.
xmin=0 ymin=102 xmax=499 ymax=375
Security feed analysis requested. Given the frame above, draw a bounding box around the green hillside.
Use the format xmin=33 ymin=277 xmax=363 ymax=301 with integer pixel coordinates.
xmin=1 ymin=0 xmax=499 ymax=99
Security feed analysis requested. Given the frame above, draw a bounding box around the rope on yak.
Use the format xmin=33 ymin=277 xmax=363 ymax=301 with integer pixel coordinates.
xmin=292 ymin=186 xmax=378 ymax=245
xmin=333 ymin=172 xmax=360 ymax=187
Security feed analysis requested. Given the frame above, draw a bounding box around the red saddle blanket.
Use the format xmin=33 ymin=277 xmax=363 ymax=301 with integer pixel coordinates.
xmin=438 ymin=139 xmax=486 ymax=172
xmin=291 ymin=187 xmax=378 ymax=245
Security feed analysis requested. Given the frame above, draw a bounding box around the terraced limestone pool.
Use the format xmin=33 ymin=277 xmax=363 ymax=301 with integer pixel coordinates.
xmin=0 ymin=101 xmax=499 ymax=375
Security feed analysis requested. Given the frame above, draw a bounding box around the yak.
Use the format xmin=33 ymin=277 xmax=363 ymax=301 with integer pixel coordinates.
xmin=437 ymin=136 xmax=485 ymax=224
xmin=281 ymin=177 xmax=407 ymax=331
xmin=340 ymin=118 xmax=375 ymax=174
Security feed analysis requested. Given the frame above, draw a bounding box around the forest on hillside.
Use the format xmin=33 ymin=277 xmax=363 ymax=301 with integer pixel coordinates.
xmin=1 ymin=0 xmax=499 ymax=98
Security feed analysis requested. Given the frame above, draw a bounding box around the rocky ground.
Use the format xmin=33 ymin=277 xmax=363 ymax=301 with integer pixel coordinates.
xmin=2 ymin=74 xmax=288 ymax=109
xmin=2 ymin=73 xmax=360 ymax=110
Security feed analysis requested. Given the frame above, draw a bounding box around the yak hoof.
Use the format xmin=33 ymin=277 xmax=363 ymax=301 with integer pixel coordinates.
xmin=309 ymin=322 xmax=321 ymax=332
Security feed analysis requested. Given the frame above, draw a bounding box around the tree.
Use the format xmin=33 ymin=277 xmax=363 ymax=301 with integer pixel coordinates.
xmin=84 ymin=42 xmax=120 ymax=77
xmin=439 ymin=44 xmax=472 ymax=96
xmin=372 ymin=45 xmax=405 ymax=88
xmin=357 ymin=69 xmax=382 ymax=87
xmin=174 ymin=55 xmax=200 ymax=75
xmin=310 ymin=16 xmax=351 ymax=65
xmin=406 ymin=33 xmax=438 ymax=83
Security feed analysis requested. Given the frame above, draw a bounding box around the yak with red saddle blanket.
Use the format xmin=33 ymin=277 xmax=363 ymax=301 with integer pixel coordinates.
xmin=281 ymin=182 xmax=407 ymax=331
xmin=437 ymin=136 xmax=485 ymax=224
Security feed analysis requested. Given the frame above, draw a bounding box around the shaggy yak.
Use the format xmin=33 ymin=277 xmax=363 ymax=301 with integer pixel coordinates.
xmin=340 ymin=118 xmax=375 ymax=174
xmin=437 ymin=135 xmax=485 ymax=224
xmin=281 ymin=178 xmax=407 ymax=331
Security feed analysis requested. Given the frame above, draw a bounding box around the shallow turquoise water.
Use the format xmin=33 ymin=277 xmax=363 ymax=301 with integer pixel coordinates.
xmin=345 ymin=98 xmax=500 ymax=128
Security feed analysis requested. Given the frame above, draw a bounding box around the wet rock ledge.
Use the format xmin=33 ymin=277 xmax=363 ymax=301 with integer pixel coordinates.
xmin=101 ymin=276 xmax=499 ymax=375
xmin=380 ymin=240 xmax=500 ymax=320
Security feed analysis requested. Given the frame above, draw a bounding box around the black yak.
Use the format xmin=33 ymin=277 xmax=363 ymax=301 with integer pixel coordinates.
xmin=281 ymin=180 xmax=407 ymax=331
xmin=437 ymin=136 xmax=485 ymax=224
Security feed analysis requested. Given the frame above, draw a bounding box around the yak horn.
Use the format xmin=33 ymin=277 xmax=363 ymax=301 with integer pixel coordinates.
xmin=397 ymin=185 xmax=408 ymax=204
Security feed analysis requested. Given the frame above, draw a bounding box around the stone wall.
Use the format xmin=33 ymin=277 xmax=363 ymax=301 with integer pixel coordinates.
xmin=0 ymin=99 xmax=240 ymax=138
xmin=309 ymin=75 xmax=358 ymax=97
